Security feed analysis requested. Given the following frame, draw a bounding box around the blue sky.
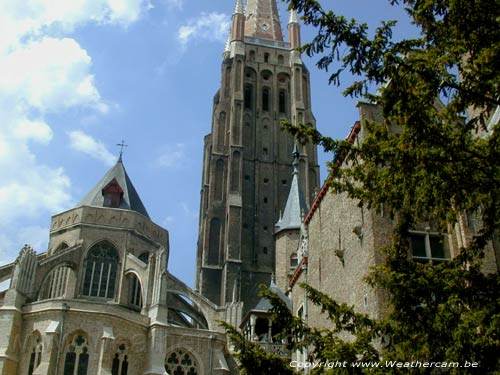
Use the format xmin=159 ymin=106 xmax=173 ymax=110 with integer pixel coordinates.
xmin=0 ymin=0 xmax=412 ymax=287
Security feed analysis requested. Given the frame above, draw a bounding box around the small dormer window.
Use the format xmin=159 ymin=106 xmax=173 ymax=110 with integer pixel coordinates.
xmin=102 ymin=178 xmax=123 ymax=208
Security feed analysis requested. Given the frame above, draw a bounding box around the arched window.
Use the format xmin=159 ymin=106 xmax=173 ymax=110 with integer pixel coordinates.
xmin=28 ymin=334 xmax=43 ymax=375
xmin=82 ymin=243 xmax=119 ymax=299
xmin=165 ymin=349 xmax=198 ymax=375
xmin=39 ymin=265 xmax=73 ymax=300
xmin=128 ymin=274 xmax=142 ymax=309
xmin=214 ymin=159 xmax=224 ymax=201
xmin=207 ymin=219 xmax=221 ymax=265
xmin=112 ymin=344 xmax=129 ymax=375
xmin=63 ymin=335 xmax=89 ymax=375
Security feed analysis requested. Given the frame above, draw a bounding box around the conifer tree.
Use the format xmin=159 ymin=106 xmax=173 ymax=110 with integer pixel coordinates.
xmin=225 ymin=0 xmax=500 ymax=373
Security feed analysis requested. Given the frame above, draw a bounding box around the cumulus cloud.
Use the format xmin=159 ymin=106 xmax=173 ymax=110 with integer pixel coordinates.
xmin=0 ymin=37 xmax=104 ymax=112
xmin=177 ymin=12 xmax=230 ymax=48
xmin=68 ymin=131 xmax=116 ymax=166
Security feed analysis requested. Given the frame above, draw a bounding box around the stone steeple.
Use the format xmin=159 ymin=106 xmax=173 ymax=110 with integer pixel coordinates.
xmin=196 ymin=0 xmax=320 ymax=316
xmin=244 ymin=0 xmax=284 ymax=41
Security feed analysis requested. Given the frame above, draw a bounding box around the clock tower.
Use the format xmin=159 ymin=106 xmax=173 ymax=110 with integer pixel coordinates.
xmin=196 ymin=0 xmax=320 ymax=314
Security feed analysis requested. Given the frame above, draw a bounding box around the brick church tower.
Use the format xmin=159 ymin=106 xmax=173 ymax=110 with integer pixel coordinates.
xmin=196 ymin=0 xmax=320 ymax=312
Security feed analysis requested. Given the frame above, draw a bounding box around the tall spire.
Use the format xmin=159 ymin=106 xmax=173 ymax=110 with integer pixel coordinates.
xmin=275 ymin=143 xmax=309 ymax=233
xmin=244 ymin=0 xmax=284 ymax=41
xmin=288 ymin=7 xmax=301 ymax=49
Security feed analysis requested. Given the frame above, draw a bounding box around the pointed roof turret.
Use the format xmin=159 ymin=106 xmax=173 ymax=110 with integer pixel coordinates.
xmin=251 ymin=277 xmax=292 ymax=313
xmin=234 ymin=0 xmax=244 ymax=14
xmin=79 ymin=159 xmax=150 ymax=218
xmin=289 ymin=8 xmax=299 ymax=24
xmin=244 ymin=0 xmax=284 ymax=41
xmin=275 ymin=143 xmax=308 ymax=233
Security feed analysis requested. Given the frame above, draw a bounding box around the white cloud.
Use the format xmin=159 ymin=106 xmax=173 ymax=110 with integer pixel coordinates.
xmin=177 ymin=12 xmax=230 ymax=48
xmin=0 ymin=37 xmax=104 ymax=112
xmin=0 ymin=163 xmax=72 ymax=225
xmin=68 ymin=130 xmax=116 ymax=166
xmin=156 ymin=143 xmax=185 ymax=168
xmin=12 ymin=119 xmax=53 ymax=144
xmin=0 ymin=0 xmax=152 ymax=53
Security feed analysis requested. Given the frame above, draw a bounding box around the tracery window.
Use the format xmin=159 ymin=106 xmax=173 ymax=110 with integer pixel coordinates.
xmin=165 ymin=349 xmax=198 ymax=375
xmin=28 ymin=335 xmax=43 ymax=375
xmin=39 ymin=265 xmax=72 ymax=300
xmin=111 ymin=344 xmax=129 ymax=375
xmin=63 ymin=335 xmax=89 ymax=375
xmin=82 ymin=242 xmax=119 ymax=299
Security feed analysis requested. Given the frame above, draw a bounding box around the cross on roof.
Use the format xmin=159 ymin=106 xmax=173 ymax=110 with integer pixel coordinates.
xmin=116 ymin=140 xmax=128 ymax=161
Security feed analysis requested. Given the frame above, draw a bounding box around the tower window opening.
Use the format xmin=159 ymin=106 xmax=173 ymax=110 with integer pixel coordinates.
xmin=264 ymin=53 xmax=270 ymax=63
xmin=263 ymin=148 xmax=268 ymax=156
xmin=279 ymin=90 xmax=286 ymax=113
xmin=290 ymin=253 xmax=298 ymax=269
xmin=264 ymin=178 xmax=269 ymax=183
xmin=263 ymin=197 xmax=268 ymax=204
xmin=244 ymin=84 xmax=253 ymax=109
xmin=262 ymin=87 xmax=270 ymax=111
xmin=282 ymin=179 xmax=287 ymax=185
xmin=263 ymin=247 xmax=268 ymax=254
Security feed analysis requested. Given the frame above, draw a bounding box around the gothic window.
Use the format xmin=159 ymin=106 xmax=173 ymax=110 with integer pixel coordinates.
xmin=82 ymin=242 xmax=119 ymax=299
xmin=230 ymin=151 xmax=241 ymax=192
xmin=410 ymin=230 xmax=449 ymax=262
xmin=28 ymin=334 xmax=42 ymax=375
xmin=165 ymin=349 xmax=198 ymax=375
xmin=214 ymin=159 xmax=224 ymax=201
xmin=128 ymin=274 xmax=142 ymax=309
xmin=262 ymin=87 xmax=270 ymax=111
xmin=39 ymin=265 xmax=73 ymax=300
xmin=63 ymin=335 xmax=89 ymax=375
xmin=207 ymin=218 xmax=221 ymax=265
xmin=111 ymin=344 xmax=129 ymax=375
xmin=290 ymin=253 xmax=298 ymax=269
xmin=102 ymin=179 xmax=123 ymax=208
xmin=216 ymin=112 xmax=226 ymax=149
xmin=244 ymin=84 xmax=253 ymax=109
xmin=279 ymin=90 xmax=286 ymax=113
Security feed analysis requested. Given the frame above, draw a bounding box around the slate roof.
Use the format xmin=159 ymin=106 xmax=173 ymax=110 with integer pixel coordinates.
xmin=79 ymin=159 xmax=150 ymax=218
xmin=251 ymin=279 xmax=292 ymax=313
xmin=275 ymin=145 xmax=308 ymax=234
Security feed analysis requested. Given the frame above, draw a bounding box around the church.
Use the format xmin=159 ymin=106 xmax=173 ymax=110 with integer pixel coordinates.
xmin=0 ymin=0 xmax=321 ymax=374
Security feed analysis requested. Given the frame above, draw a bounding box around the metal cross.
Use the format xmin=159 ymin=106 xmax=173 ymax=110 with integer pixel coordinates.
xmin=116 ymin=140 xmax=128 ymax=160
